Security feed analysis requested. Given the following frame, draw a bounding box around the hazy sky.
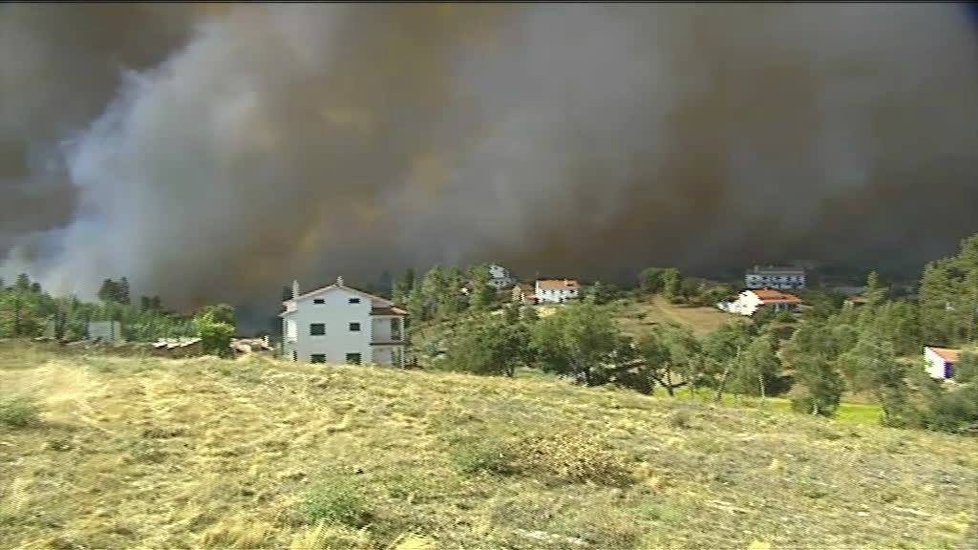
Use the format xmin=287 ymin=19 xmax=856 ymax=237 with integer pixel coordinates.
xmin=2 ymin=3 xmax=977 ymax=318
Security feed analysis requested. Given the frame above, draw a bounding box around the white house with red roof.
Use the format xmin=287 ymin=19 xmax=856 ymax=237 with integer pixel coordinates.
xmin=718 ymin=288 xmax=803 ymax=316
xmin=535 ymin=279 xmax=580 ymax=303
xmin=924 ymin=346 xmax=961 ymax=380
xmin=280 ymin=276 xmax=407 ymax=366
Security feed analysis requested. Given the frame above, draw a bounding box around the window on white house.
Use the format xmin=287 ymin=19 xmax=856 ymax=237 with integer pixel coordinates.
xmin=310 ymin=323 xmax=325 ymax=335
xmin=348 ymin=298 xmax=360 ymax=304
xmin=310 ymin=354 xmax=326 ymax=363
xmin=346 ymin=353 xmax=362 ymax=365
xmin=349 ymin=322 xmax=360 ymax=332
xmin=314 ymin=298 xmax=325 ymax=304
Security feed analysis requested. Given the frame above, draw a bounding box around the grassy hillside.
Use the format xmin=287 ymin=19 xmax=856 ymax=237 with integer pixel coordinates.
xmin=1 ymin=343 xmax=976 ymax=549
xmin=613 ymin=295 xmax=744 ymax=338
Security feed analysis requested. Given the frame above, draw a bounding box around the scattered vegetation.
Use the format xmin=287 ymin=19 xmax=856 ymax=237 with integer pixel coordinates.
xmin=0 ymin=395 xmax=40 ymax=428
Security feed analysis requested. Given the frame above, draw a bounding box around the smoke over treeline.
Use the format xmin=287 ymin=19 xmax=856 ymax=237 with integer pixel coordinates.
xmin=2 ymin=3 xmax=978 ymax=316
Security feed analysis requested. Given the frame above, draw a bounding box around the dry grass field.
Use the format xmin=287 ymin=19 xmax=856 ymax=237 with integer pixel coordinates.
xmin=1 ymin=342 xmax=976 ymax=549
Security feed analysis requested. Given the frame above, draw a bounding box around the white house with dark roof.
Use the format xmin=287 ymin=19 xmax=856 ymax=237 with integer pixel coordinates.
xmin=745 ymin=265 xmax=806 ymax=290
xmin=487 ymin=264 xmax=516 ymax=290
xmin=280 ymin=276 xmax=407 ymax=366
xmin=535 ymin=279 xmax=580 ymax=303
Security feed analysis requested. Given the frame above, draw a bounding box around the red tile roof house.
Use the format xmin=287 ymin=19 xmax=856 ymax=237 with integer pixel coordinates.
xmin=924 ymin=346 xmax=961 ymax=380
xmin=717 ymin=288 xmax=803 ymax=316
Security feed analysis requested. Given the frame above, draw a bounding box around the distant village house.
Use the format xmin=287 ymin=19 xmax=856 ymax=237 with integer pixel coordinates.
xmin=718 ymin=288 xmax=803 ymax=316
xmin=280 ymin=276 xmax=407 ymax=367
xmin=487 ymin=264 xmax=516 ymax=290
xmin=535 ymin=279 xmax=580 ymax=304
xmin=745 ymin=265 xmax=806 ymax=290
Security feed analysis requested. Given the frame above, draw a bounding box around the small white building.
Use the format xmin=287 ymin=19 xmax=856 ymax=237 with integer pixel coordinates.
xmin=487 ymin=264 xmax=516 ymax=290
xmin=280 ymin=276 xmax=408 ymax=367
xmin=88 ymin=320 xmax=124 ymax=343
xmin=745 ymin=266 xmax=806 ymax=290
xmin=718 ymin=288 xmax=803 ymax=316
xmin=535 ymin=279 xmax=579 ymax=303
xmin=924 ymin=346 xmax=960 ymax=380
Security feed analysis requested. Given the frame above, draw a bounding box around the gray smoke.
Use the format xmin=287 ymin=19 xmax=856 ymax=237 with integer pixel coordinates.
xmin=2 ymin=3 xmax=978 ymax=316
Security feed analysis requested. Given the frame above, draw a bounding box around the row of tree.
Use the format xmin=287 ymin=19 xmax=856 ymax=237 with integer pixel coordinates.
xmin=0 ymin=275 xmax=235 ymax=356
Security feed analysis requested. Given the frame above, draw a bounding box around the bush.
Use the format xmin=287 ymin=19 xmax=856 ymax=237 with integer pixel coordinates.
xmin=514 ymin=432 xmax=634 ymax=486
xmin=300 ymin=479 xmax=371 ymax=528
xmin=0 ymin=396 xmax=41 ymax=428
xmin=448 ymin=435 xmax=516 ymax=475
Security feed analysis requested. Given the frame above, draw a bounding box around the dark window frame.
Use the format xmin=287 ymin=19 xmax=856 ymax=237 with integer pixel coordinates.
xmin=346 ymin=352 xmax=362 ymax=365
xmin=349 ymin=322 xmax=361 ymax=332
xmin=310 ymin=354 xmax=326 ymax=363
xmin=310 ymin=323 xmax=325 ymax=335
xmin=313 ymin=298 xmax=325 ymax=304
xmin=348 ymin=297 xmax=361 ymax=304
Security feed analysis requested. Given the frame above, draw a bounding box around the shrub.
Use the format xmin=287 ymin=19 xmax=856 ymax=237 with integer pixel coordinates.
xmin=448 ymin=436 xmax=515 ymax=475
xmin=0 ymin=396 xmax=40 ymax=428
xmin=301 ymin=479 xmax=371 ymax=528
xmin=667 ymin=408 xmax=693 ymax=429
xmin=513 ymin=432 xmax=634 ymax=486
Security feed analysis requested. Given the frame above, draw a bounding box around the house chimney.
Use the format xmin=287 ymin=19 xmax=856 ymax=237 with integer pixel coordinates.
xmin=336 ymin=275 xmax=344 ymax=286
xmin=292 ymin=279 xmax=300 ymax=299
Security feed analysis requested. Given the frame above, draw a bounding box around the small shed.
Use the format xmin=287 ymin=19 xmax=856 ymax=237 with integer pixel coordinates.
xmin=924 ymin=346 xmax=960 ymax=380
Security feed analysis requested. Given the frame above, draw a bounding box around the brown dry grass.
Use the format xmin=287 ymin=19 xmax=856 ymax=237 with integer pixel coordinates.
xmin=0 ymin=341 xmax=976 ymax=549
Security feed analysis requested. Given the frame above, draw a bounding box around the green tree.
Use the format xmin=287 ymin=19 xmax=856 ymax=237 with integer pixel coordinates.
xmin=14 ymin=273 xmax=30 ymax=292
xmin=193 ymin=304 xmax=236 ymax=357
xmin=782 ymin=321 xmax=846 ymax=417
xmin=954 ymin=350 xmax=978 ymax=383
xmin=864 ymin=270 xmax=888 ymax=307
xmin=530 ymin=302 xmax=619 ymax=385
xmin=439 ymin=267 xmax=467 ymax=318
xmin=392 ymin=269 xmax=415 ymax=306
xmin=661 ymin=268 xmax=682 ymax=302
xmin=727 ymin=332 xmax=782 ymax=399
xmin=636 ymin=323 xmax=700 ymax=396
xmin=702 ymin=321 xmax=754 ymax=400
xmin=97 ymin=279 xmax=119 ymax=303
xmin=420 ymin=266 xmax=446 ymax=320
xmin=838 ymin=331 xmax=914 ymax=426
xmin=117 ymin=277 xmax=131 ymax=305
xmin=443 ymin=317 xmax=529 ymax=377
xmin=467 ymin=264 xmax=496 ymax=311
xmin=638 ymin=268 xmax=665 ymax=294
xmin=790 ymin=353 xmax=844 ymax=417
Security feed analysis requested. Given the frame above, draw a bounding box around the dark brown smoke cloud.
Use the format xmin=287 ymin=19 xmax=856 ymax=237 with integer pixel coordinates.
xmin=2 ymin=4 xmax=978 ymax=319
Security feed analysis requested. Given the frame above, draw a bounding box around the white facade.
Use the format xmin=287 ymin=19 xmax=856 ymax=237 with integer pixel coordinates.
xmin=487 ymin=264 xmax=515 ymax=290
xmin=718 ymin=289 xmax=801 ymax=316
xmin=535 ymin=279 xmax=579 ymax=303
xmin=745 ymin=266 xmax=806 ymax=290
xmin=281 ymin=277 xmax=407 ymax=366
xmin=924 ymin=346 xmax=959 ymax=380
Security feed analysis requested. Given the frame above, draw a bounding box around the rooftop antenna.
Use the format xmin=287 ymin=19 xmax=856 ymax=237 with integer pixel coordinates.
xmin=292 ymin=279 xmax=300 ymax=299
xmin=336 ymin=275 xmax=344 ymax=286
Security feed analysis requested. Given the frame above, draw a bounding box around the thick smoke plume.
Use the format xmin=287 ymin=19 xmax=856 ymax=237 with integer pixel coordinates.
xmin=2 ymin=4 xmax=978 ymax=319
